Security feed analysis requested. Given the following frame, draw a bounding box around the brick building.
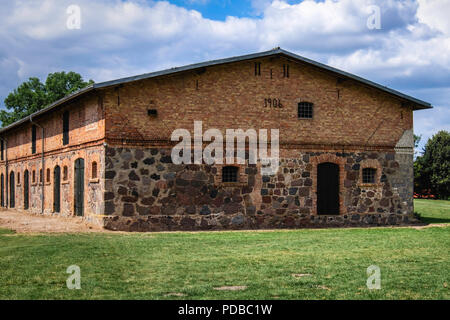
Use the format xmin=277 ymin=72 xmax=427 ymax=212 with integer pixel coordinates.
xmin=0 ymin=48 xmax=432 ymax=231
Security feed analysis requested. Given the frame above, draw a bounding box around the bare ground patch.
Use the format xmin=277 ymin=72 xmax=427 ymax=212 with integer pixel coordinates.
xmin=0 ymin=208 xmax=445 ymax=234
xmin=292 ymin=273 xmax=312 ymax=278
xmin=214 ymin=286 xmax=247 ymax=291
xmin=0 ymin=209 xmax=107 ymax=233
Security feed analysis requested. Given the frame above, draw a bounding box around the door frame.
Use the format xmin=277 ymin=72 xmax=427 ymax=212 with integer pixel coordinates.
xmin=1 ymin=173 xmax=4 ymax=207
xmin=9 ymin=171 xmax=15 ymax=208
xmin=311 ymin=154 xmax=346 ymax=215
xmin=317 ymin=162 xmax=340 ymax=215
xmin=74 ymin=158 xmax=84 ymax=216
xmin=53 ymin=165 xmax=61 ymax=213
xmin=24 ymin=170 xmax=29 ymax=210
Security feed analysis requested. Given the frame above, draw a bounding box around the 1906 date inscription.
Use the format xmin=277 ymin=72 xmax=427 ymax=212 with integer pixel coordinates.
xmin=264 ymin=98 xmax=283 ymax=108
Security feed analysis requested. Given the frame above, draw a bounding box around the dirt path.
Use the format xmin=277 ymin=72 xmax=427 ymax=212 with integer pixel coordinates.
xmin=0 ymin=209 xmax=447 ymax=234
xmin=0 ymin=209 xmax=107 ymax=233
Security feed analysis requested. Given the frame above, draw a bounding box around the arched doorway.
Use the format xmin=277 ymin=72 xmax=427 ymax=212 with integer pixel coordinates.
xmin=74 ymin=158 xmax=84 ymax=216
xmin=53 ymin=166 xmax=61 ymax=213
xmin=317 ymin=162 xmax=339 ymax=215
xmin=24 ymin=170 xmax=29 ymax=210
xmin=9 ymin=171 xmax=15 ymax=208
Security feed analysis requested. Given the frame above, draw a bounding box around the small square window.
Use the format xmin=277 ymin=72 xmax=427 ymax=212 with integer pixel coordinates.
xmin=362 ymin=168 xmax=376 ymax=184
xmin=222 ymin=166 xmax=238 ymax=183
xmin=298 ymin=102 xmax=313 ymax=119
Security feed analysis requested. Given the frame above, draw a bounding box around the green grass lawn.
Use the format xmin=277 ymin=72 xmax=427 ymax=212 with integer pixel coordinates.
xmin=0 ymin=223 xmax=448 ymax=300
xmin=414 ymin=199 xmax=450 ymax=224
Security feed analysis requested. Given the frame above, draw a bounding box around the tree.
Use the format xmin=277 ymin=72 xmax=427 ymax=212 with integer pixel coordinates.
xmin=1 ymin=71 xmax=93 ymax=127
xmin=414 ymin=134 xmax=422 ymax=157
xmin=414 ymin=130 xmax=450 ymax=199
xmin=414 ymin=134 xmax=421 ymax=149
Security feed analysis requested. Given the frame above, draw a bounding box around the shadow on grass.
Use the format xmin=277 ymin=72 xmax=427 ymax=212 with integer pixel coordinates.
xmin=0 ymin=228 xmax=16 ymax=235
xmin=415 ymin=211 xmax=450 ymax=224
xmin=419 ymin=216 xmax=450 ymax=224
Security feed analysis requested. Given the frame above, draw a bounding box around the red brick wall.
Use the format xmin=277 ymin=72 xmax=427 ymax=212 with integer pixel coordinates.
xmin=0 ymin=92 xmax=105 ymax=216
xmin=1 ymin=93 xmax=105 ymax=162
xmin=103 ymin=56 xmax=413 ymax=148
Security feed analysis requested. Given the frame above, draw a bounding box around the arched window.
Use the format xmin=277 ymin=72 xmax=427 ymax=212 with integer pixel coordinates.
xmin=32 ymin=170 xmax=36 ymax=183
xmin=17 ymin=172 xmax=20 ymax=185
xmin=91 ymin=161 xmax=97 ymax=179
xmin=222 ymin=166 xmax=239 ymax=183
xmin=39 ymin=169 xmax=42 ymax=183
xmin=298 ymin=102 xmax=313 ymax=119
xmin=63 ymin=166 xmax=68 ymax=181
xmin=362 ymin=168 xmax=377 ymax=184
xmin=46 ymin=168 xmax=50 ymax=183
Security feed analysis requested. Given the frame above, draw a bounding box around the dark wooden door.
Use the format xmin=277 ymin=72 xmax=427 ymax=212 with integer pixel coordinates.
xmin=9 ymin=171 xmax=14 ymax=208
xmin=53 ymin=166 xmax=60 ymax=213
xmin=1 ymin=173 xmax=4 ymax=207
xmin=317 ymin=162 xmax=339 ymax=215
xmin=74 ymin=159 xmax=84 ymax=216
xmin=24 ymin=170 xmax=29 ymax=210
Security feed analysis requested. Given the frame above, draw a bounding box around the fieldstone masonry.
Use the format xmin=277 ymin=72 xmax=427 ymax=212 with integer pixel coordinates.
xmin=102 ymin=146 xmax=419 ymax=231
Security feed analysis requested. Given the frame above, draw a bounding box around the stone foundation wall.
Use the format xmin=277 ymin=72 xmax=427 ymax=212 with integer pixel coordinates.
xmin=103 ymin=146 xmax=418 ymax=232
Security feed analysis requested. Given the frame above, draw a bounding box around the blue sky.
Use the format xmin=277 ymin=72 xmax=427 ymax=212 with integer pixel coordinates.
xmin=0 ymin=0 xmax=449 ymax=151
xmin=167 ymin=0 xmax=255 ymax=20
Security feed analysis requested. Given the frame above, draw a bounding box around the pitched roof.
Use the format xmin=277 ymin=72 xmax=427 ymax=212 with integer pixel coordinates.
xmin=0 ymin=48 xmax=432 ymax=134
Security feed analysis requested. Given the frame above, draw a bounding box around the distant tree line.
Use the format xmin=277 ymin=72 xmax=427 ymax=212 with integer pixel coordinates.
xmin=414 ymin=131 xmax=450 ymax=200
xmin=0 ymin=71 xmax=93 ymax=127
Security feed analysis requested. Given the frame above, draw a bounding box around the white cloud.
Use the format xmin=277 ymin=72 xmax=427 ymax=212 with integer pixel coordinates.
xmin=416 ymin=0 xmax=450 ymax=34
xmin=0 ymin=0 xmax=448 ymax=141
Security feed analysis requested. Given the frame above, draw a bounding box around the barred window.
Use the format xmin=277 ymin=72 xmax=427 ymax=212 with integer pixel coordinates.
xmin=362 ymin=168 xmax=376 ymax=184
xmin=222 ymin=166 xmax=238 ymax=183
xmin=298 ymin=102 xmax=313 ymax=119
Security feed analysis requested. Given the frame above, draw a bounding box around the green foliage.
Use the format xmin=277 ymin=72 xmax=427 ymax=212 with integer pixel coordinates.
xmin=414 ymin=131 xmax=450 ymax=199
xmin=414 ymin=134 xmax=421 ymax=149
xmin=0 ymin=72 xmax=93 ymax=127
xmin=414 ymin=134 xmax=422 ymax=157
